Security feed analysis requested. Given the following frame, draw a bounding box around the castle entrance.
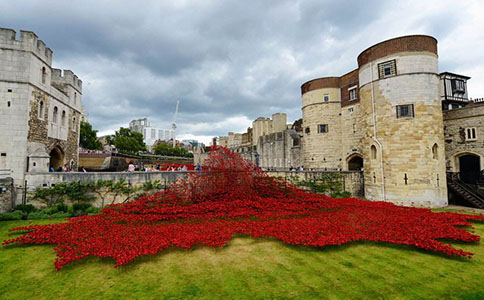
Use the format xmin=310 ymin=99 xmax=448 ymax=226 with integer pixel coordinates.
xmin=49 ymin=146 xmax=64 ymax=172
xmin=459 ymin=154 xmax=480 ymax=183
xmin=347 ymin=155 xmax=363 ymax=171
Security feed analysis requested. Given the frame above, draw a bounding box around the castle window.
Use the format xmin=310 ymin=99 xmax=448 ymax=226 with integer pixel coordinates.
xmin=38 ymin=101 xmax=44 ymax=119
xmin=61 ymin=110 xmax=66 ymax=126
xmin=7 ymin=101 xmax=11 ymax=107
xmin=323 ymin=94 xmax=330 ymax=102
xmin=378 ymin=60 xmax=396 ymax=79
xmin=7 ymin=89 xmax=12 ymax=92
xmin=53 ymin=106 xmax=58 ymax=123
xmin=41 ymin=67 xmax=47 ymax=84
xmin=348 ymin=107 xmax=354 ymax=113
xmin=396 ymin=104 xmax=414 ymax=119
xmin=371 ymin=145 xmax=377 ymax=159
xmin=432 ymin=143 xmax=438 ymax=159
xmin=74 ymin=92 xmax=77 ymax=105
xmin=318 ymin=124 xmax=328 ymax=133
xmin=349 ymin=86 xmax=357 ymax=101
xmin=72 ymin=117 xmax=77 ymax=132
xmin=305 ymin=127 xmax=310 ymax=134
xmin=465 ymin=127 xmax=477 ymax=141
xmin=451 ymin=79 xmax=465 ymax=94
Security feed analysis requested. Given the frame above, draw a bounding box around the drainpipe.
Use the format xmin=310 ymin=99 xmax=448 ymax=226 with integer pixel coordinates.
xmin=370 ymin=62 xmax=386 ymax=200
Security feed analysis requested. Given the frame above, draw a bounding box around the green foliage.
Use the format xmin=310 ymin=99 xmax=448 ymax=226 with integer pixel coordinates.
xmin=110 ymin=127 xmax=146 ymax=154
xmin=0 ymin=210 xmax=24 ymax=220
xmin=26 ymin=211 xmax=52 ymax=220
xmin=288 ymin=173 xmax=350 ymax=197
xmin=72 ymin=202 xmax=93 ymax=216
xmin=80 ymin=121 xmax=103 ymax=150
xmin=14 ymin=204 xmax=37 ymax=214
xmin=153 ymin=141 xmax=193 ymax=158
xmin=31 ymin=182 xmax=95 ymax=207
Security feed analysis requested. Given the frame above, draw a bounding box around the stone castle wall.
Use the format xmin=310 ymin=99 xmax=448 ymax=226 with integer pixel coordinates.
xmin=443 ymin=102 xmax=484 ymax=172
xmin=359 ymin=49 xmax=447 ymax=207
xmin=302 ymin=87 xmax=342 ymax=169
xmin=0 ymin=28 xmax=82 ymax=185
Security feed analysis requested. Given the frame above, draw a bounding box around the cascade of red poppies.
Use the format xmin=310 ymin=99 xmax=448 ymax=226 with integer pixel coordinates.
xmin=3 ymin=146 xmax=484 ymax=270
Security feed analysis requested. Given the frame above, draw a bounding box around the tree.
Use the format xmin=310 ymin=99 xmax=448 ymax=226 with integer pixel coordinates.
xmin=111 ymin=128 xmax=146 ymax=154
xmin=80 ymin=121 xmax=103 ymax=150
xmin=153 ymin=141 xmax=193 ymax=158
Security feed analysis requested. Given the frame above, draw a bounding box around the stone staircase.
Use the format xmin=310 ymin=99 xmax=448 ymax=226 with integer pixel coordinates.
xmin=447 ymin=173 xmax=484 ymax=209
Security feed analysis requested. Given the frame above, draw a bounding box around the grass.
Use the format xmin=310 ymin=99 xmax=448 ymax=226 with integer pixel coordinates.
xmin=1 ymin=213 xmax=484 ymax=300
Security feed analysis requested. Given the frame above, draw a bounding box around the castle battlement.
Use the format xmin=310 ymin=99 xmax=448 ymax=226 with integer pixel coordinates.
xmin=0 ymin=28 xmax=53 ymax=65
xmin=51 ymin=68 xmax=83 ymax=92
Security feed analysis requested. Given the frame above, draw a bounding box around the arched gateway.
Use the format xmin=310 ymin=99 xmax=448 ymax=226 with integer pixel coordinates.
xmin=49 ymin=146 xmax=64 ymax=171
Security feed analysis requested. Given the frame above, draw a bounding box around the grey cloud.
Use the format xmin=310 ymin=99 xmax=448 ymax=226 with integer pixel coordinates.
xmin=1 ymin=0 xmax=482 ymax=143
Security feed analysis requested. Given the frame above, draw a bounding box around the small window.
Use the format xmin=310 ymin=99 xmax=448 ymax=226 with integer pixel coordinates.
xmin=41 ymin=67 xmax=47 ymax=84
xmin=318 ymin=124 xmax=328 ymax=133
xmin=378 ymin=60 xmax=397 ymax=79
xmin=61 ymin=111 xmax=66 ymax=126
xmin=72 ymin=117 xmax=77 ymax=132
xmin=352 ymin=123 xmax=356 ymax=133
xmin=432 ymin=143 xmax=438 ymax=159
xmin=7 ymin=101 xmax=10 ymax=107
xmin=7 ymin=89 xmax=12 ymax=93
xmin=465 ymin=127 xmax=477 ymax=141
xmin=451 ymin=79 xmax=465 ymax=93
xmin=348 ymin=107 xmax=354 ymax=113
xmin=53 ymin=106 xmax=58 ymax=123
xmin=371 ymin=145 xmax=377 ymax=159
xmin=305 ymin=127 xmax=310 ymax=134
xmin=396 ymin=104 xmax=414 ymax=119
xmin=349 ymin=87 xmax=357 ymax=101
xmin=38 ymin=101 xmax=44 ymax=119
xmin=74 ymin=92 xmax=77 ymax=105
xmin=1 ymin=153 xmax=6 ymax=156
xmin=323 ymin=94 xmax=330 ymax=102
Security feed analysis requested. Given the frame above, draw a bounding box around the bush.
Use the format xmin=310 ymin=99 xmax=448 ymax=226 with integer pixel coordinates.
xmin=26 ymin=211 xmax=51 ymax=220
xmin=72 ymin=202 xmax=93 ymax=216
xmin=55 ymin=203 xmax=68 ymax=212
xmin=14 ymin=204 xmax=37 ymax=214
xmin=0 ymin=210 xmax=24 ymax=221
xmin=50 ymin=212 xmax=71 ymax=219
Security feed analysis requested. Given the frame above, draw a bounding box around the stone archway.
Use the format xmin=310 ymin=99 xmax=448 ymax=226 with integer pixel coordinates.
xmin=347 ymin=154 xmax=364 ymax=171
xmin=458 ymin=154 xmax=481 ymax=183
xmin=49 ymin=146 xmax=64 ymax=172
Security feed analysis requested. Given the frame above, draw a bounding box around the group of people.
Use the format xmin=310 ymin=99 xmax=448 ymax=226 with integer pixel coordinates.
xmin=49 ymin=163 xmax=86 ymax=173
xmin=126 ymin=162 xmax=202 ymax=172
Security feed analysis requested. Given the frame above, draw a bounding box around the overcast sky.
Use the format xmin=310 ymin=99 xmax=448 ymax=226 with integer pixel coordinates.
xmin=2 ymin=0 xmax=484 ymax=144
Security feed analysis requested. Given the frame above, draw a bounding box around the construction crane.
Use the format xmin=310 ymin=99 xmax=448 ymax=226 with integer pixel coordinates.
xmin=172 ymin=101 xmax=179 ymax=147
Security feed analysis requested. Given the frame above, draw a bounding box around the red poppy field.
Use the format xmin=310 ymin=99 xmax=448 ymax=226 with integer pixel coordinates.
xmin=3 ymin=147 xmax=484 ymax=270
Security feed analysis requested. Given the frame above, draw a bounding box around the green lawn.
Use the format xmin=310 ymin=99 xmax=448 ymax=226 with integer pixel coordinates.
xmin=1 ymin=214 xmax=484 ymax=300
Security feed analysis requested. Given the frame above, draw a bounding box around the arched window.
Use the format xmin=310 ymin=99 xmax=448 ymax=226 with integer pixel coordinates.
xmin=72 ymin=117 xmax=76 ymax=132
xmin=61 ymin=110 xmax=66 ymax=126
xmin=432 ymin=143 xmax=438 ymax=159
xmin=371 ymin=145 xmax=377 ymax=160
xmin=53 ymin=106 xmax=58 ymax=123
xmin=74 ymin=92 xmax=77 ymax=105
xmin=38 ymin=101 xmax=44 ymax=119
xmin=41 ymin=67 xmax=47 ymax=84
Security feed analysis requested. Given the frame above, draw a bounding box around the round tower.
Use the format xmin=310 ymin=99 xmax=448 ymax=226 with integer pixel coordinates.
xmin=357 ymin=35 xmax=447 ymax=207
xmin=301 ymin=77 xmax=342 ymax=170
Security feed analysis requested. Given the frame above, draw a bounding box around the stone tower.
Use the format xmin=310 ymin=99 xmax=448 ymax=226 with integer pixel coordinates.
xmin=357 ymin=35 xmax=447 ymax=207
xmin=301 ymin=77 xmax=343 ymax=170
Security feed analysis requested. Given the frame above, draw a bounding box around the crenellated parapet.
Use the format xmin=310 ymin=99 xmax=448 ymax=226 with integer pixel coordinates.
xmin=51 ymin=68 xmax=83 ymax=93
xmin=0 ymin=28 xmax=53 ymax=65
